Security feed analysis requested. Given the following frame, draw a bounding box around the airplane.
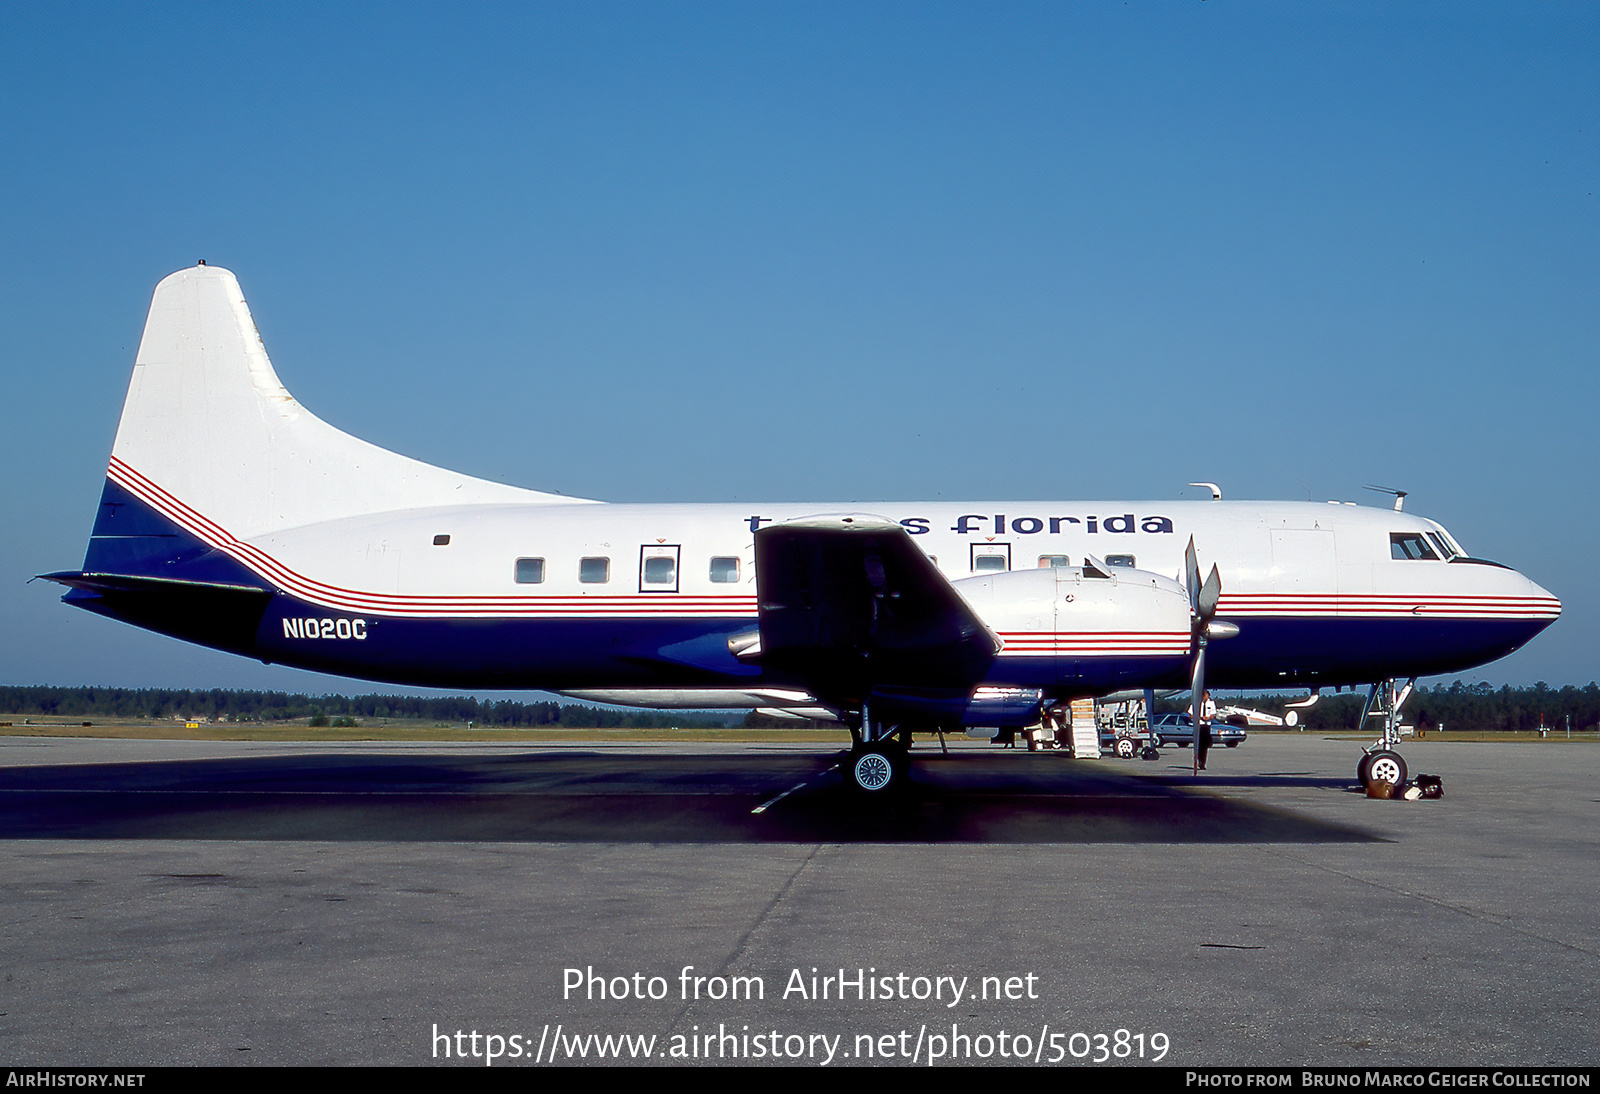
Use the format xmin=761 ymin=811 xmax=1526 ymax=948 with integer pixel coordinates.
xmin=42 ymin=265 xmax=1562 ymax=794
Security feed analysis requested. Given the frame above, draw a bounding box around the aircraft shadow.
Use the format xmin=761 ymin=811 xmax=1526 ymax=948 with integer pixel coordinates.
xmin=0 ymin=750 xmax=1379 ymax=844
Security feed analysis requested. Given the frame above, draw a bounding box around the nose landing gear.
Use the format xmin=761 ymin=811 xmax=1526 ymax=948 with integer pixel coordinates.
xmin=1357 ymin=677 xmax=1415 ymax=793
xmin=1358 ymin=748 xmax=1409 ymax=791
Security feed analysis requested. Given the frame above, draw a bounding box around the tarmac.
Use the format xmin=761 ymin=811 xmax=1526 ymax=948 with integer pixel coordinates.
xmin=1 ymin=732 xmax=1595 ymax=1067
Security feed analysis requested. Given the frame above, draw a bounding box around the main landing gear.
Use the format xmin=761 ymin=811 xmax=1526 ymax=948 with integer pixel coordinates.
xmin=845 ymin=704 xmax=911 ymax=795
xmin=1356 ymin=677 xmax=1415 ymax=793
xmin=847 ymin=741 xmax=908 ymax=793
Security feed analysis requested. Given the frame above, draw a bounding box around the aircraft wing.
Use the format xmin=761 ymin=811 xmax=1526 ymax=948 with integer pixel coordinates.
xmin=753 ymin=515 xmax=1001 ymax=703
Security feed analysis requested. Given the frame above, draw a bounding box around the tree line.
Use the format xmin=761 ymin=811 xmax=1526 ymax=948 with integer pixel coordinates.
xmin=1214 ymin=680 xmax=1600 ymax=734
xmin=0 ymin=685 xmax=733 ymax=729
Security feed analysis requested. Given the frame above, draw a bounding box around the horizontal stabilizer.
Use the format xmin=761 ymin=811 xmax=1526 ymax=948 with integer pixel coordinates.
xmin=39 ymin=571 xmax=269 ymax=597
xmin=39 ymin=571 xmax=273 ymax=656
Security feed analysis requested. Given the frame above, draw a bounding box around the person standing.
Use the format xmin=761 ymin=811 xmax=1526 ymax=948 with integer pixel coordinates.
xmin=1197 ymin=690 xmax=1216 ymax=772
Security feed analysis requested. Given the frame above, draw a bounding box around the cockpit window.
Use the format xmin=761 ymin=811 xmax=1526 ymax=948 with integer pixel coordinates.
xmin=1390 ymin=533 xmax=1439 ymax=560
xmin=1427 ymin=532 xmax=1460 ymax=560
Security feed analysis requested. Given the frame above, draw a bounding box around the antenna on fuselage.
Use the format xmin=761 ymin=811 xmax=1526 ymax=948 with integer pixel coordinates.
xmin=1364 ymin=484 xmax=1409 ymax=512
xmin=1188 ymin=482 xmax=1223 ymax=500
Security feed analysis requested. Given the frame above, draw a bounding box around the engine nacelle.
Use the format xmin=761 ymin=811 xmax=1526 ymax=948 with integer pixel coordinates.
xmin=952 ymin=561 xmax=1193 ymax=693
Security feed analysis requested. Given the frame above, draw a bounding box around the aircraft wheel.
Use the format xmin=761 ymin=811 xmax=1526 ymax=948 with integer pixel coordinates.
xmin=1115 ymin=737 xmax=1137 ymax=760
xmin=1140 ymin=747 xmax=1160 ymax=761
xmin=1356 ymin=752 xmax=1375 ymax=786
xmin=1365 ymin=749 xmax=1407 ymax=790
xmin=847 ymin=746 xmax=901 ymax=794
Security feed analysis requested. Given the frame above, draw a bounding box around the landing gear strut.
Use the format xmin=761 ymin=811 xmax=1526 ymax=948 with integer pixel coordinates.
xmin=1356 ymin=677 xmax=1414 ymax=792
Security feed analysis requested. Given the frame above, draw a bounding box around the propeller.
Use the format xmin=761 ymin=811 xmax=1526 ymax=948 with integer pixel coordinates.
xmin=1185 ymin=538 xmax=1223 ymax=776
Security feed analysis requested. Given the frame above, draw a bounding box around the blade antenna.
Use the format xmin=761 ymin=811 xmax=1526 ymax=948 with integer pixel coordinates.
xmin=1363 ymin=484 xmax=1409 ymax=512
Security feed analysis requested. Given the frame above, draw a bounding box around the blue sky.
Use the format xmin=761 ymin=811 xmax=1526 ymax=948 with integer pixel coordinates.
xmin=2 ymin=2 xmax=1594 ymax=696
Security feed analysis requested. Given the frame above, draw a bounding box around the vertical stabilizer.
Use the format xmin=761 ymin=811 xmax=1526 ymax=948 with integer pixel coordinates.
xmin=108 ymin=265 xmax=585 ymax=540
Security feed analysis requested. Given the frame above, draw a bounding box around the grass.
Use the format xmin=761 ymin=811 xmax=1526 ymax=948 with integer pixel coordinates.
xmin=1247 ymin=727 xmax=1598 ymax=744
xmin=0 ymin=714 xmax=843 ymax=744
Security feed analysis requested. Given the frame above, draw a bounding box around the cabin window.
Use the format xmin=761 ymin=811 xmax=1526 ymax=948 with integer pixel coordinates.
xmin=643 ymin=556 xmax=676 ymax=585
xmin=1038 ymin=555 xmax=1071 ymax=568
xmin=1390 ymin=533 xmax=1439 ymax=561
xmin=579 ymin=557 xmax=610 ymax=583
xmin=709 ymin=557 xmax=740 ymax=583
xmin=1106 ymin=554 xmax=1136 ymax=568
xmin=514 ymin=558 xmax=545 ymax=584
xmin=433 ymin=534 xmax=451 ymax=546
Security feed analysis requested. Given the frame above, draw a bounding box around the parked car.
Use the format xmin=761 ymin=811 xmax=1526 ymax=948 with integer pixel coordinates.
xmin=1149 ymin=713 xmax=1246 ymax=748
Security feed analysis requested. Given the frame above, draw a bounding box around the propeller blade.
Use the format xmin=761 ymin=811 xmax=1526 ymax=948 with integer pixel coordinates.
xmin=1198 ymin=564 xmax=1222 ymax=620
xmin=1184 ymin=537 xmax=1200 ymax=610
xmin=1190 ymin=640 xmax=1207 ymax=776
xmin=1182 ymin=546 xmax=1222 ymax=776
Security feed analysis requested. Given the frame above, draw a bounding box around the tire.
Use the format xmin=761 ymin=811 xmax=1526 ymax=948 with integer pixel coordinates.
xmin=1140 ymin=747 xmax=1160 ymax=761
xmin=1225 ymin=741 xmax=1239 ymax=748
xmin=1356 ymin=752 xmax=1375 ymax=786
xmin=848 ymin=747 xmax=899 ymax=794
xmin=1115 ymin=737 xmax=1137 ymax=760
xmin=1365 ymin=749 xmax=1407 ymax=790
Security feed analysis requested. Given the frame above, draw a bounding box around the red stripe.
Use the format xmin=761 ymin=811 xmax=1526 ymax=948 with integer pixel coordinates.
xmin=107 ymin=459 xmax=1560 ymax=624
xmin=109 ymin=459 xmax=757 ymax=619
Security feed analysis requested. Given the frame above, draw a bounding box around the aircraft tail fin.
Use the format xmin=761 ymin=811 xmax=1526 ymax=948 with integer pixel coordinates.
xmin=104 ymin=264 xmax=582 ymax=544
